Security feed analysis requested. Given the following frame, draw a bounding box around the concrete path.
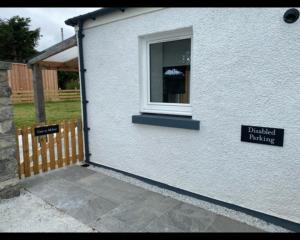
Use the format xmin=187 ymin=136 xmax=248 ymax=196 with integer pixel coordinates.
xmin=0 ymin=189 xmax=95 ymax=232
xmin=20 ymin=165 xmax=263 ymax=232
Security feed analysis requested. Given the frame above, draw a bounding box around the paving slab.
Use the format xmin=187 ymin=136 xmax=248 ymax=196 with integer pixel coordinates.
xmin=144 ymin=220 xmax=185 ymax=232
xmin=38 ymin=178 xmax=98 ymax=213
xmin=77 ymin=172 xmax=149 ymax=205
xmin=143 ymin=202 xmax=216 ymax=232
xmin=51 ymin=165 xmax=97 ymax=182
xmin=206 ymin=214 xmax=263 ymax=232
xmin=20 ymin=166 xmax=264 ymax=232
xmin=66 ymin=195 xmax=118 ymax=225
xmin=92 ymin=215 xmax=137 ymax=232
xmin=95 ymin=192 xmax=180 ymax=231
xmin=21 ymin=171 xmax=58 ymax=189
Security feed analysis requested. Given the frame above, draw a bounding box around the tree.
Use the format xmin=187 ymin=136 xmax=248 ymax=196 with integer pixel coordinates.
xmin=0 ymin=16 xmax=40 ymax=62
xmin=58 ymin=71 xmax=80 ymax=90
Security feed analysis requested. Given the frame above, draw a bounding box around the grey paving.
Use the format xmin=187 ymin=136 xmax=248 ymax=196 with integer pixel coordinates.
xmin=97 ymin=192 xmax=181 ymax=231
xmin=206 ymin=215 xmax=261 ymax=232
xmin=77 ymin=173 xmax=149 ymax=205
xmin=21 ymin=165 xmax=263 ymax=232
xmin=52 ymin=165 xmax=97 ymax=182
xmin=144 ymin=202 xmax=215 ymax=232
xmin=67 ymin=195 xmax=118 ymax=225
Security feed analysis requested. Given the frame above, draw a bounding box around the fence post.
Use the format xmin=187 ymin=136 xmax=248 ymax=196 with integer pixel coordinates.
xmin=32 ymin=64 xmax=46 ymax=123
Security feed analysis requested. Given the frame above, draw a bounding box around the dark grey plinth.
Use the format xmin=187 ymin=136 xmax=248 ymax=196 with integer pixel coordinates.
xmin=0 ymin=61 xmax=20 ymax=199
xmin=132 ymin=114 xmax=200 ymax=130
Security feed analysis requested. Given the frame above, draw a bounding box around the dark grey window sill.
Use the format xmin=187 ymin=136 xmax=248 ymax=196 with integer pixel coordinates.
xmin=132 ymin=113 xmax=200 ymax=130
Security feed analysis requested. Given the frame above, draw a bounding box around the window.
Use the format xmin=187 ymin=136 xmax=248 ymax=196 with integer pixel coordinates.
xmin=140 ymin=27 xmax=193 ymax=116
xmin=150 ymin=39 xmax=191 ymax=104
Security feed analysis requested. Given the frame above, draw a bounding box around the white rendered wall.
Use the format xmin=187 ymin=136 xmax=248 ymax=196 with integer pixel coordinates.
xmin=81 ymin=8 xmax=300 ymax=223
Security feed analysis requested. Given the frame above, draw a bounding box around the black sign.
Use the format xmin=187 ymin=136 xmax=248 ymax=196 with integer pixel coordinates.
xmin=241 ymin=125 xmax=284 ymax=147
xmin=34 ymin=125 xmax=59 ymax=136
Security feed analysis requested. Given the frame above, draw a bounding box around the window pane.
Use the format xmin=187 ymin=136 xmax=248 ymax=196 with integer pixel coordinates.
xmin=150 ymin=38 xmax=191 ymax=104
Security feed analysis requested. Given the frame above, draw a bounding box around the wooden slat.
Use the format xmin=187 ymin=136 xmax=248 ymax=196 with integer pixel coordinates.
xmin=22 ymin=127 xmax=30 ymax=177
xmin=40 ymin=136 xmax=48 ymax=172
xmin=53 ymin=70 xmax=58 ymax=91
xmin=56 ymin=124 xmax=63 ymax=168
xmin=70 ymin=120 xmax=77 ymax=164
xmin=15 ymin=129 xmax=21 ymax=178
xmin=48 ymin=133 xmax=56 ymax=169
xmin=13 ymin=64 xmax=18 ymax=90
xmin=7 ymin=70 xmax=12 ymax=89
xmin=31 ymin=127 xmax=39 ymax=175
xmin=63 ymin=120 xmax=70 ymax=165
xmin=77 ymin=119 xmax=84 ymax=161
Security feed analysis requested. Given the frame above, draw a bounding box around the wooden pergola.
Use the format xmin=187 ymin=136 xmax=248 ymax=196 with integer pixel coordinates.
xmin=27 ymin=35 xmax=78 ymax=124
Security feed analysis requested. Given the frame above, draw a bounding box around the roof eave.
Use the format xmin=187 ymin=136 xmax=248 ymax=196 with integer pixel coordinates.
xmin=65 ymin=7 xmax=127 ymax=27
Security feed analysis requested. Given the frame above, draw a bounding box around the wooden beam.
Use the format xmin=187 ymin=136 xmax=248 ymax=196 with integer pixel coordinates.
xmin=27 ymin=35 xmax=77 ymax=65
xmin=41 ymin=67 xmax=78 ymax=72
xmin=64 ymin=58 xmax=78 ymax=66
xmin=38 ymin=58 xmax=78 ymax=71
xmin=32 ymin=64 xmax=46 ymax=123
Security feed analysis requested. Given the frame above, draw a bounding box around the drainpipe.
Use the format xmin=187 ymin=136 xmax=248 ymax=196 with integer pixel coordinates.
xmin=77 ymin=20 xmax=91 ymax=163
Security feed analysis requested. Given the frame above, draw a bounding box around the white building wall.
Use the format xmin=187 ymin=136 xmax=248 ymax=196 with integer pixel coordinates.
xmin=81 ymin=8 xmax=300 ymax=223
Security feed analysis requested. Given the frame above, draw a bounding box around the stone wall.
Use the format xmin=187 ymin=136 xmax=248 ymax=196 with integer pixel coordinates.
xmin=0 ymin=61 xmax=20 ymax=199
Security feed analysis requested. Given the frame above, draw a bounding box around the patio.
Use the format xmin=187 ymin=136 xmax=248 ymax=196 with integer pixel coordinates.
xmin=16 ymin=165 xmax=262 ymax=232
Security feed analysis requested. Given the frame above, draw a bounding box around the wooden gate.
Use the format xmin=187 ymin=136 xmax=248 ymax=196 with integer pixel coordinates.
xmin=16 ymin=119 xmax=84 ymax=179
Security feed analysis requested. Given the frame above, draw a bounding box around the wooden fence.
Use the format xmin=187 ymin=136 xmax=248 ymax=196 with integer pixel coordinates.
xmin=8 ymin=63 xmax=58 ymax=92
xmin=56 ymin=90 xmax=81 ymax=101
xmin=11 ymin=90 xmax=80 ymax=103
xmin=16 ymin=119 xmax=84 ymax=178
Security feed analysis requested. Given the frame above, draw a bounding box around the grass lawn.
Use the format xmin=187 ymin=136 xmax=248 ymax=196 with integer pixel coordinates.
xmin=12 ymin=100 xmax=82 ymax=128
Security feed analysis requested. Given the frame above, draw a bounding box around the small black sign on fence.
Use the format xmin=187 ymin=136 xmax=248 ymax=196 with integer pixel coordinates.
xmin=241 ymin=125 xmax=284 ymax=147
xmin=34 ymin=125 xmax=59 ymax=136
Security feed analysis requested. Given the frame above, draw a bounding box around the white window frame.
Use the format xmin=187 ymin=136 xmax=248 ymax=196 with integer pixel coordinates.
xmin=139 ymin=27 xmax=193 ymax=116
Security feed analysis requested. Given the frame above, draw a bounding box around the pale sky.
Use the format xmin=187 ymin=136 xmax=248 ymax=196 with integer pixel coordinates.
xmin=0 ymin=8 xmax=100 ymax=51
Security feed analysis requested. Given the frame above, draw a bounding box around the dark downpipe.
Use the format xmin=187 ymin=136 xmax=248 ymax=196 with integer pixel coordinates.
xmin=77 ymin=21 xmax=90 ymax=163
xmin=75 ymin=8 xmax=126 ymax=164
